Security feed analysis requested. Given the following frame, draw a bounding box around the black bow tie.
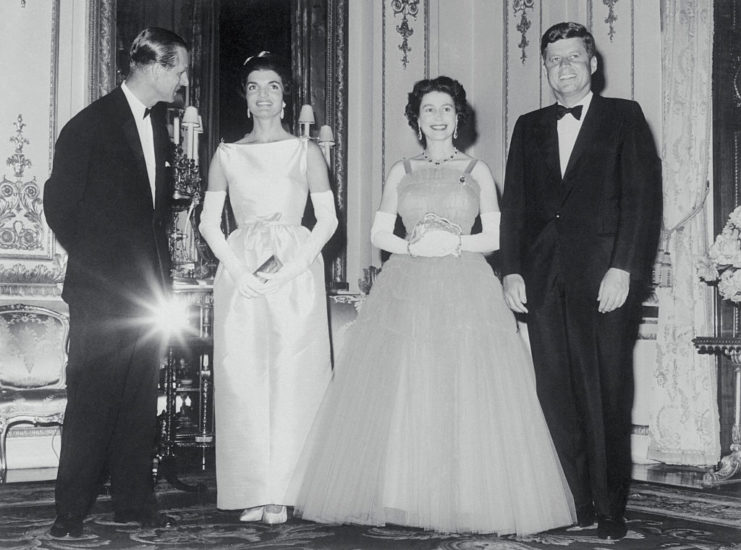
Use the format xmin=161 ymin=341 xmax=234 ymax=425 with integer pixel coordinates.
xmin=556 ymin=104 xmax=583 ymax=120
xmin=143 ymin=108 xmax=151 ymax=119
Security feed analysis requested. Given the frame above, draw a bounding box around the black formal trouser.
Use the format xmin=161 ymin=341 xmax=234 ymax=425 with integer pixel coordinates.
xmin=527 ymin=280 xmax=640 ymax=519
xmin=55 ymin=301 xmax=162 ymax=518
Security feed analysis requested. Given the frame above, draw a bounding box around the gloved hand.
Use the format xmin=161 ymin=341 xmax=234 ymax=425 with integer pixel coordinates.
xmin=236 ymin=271 xmax=268 ymax=298
xmin=257 ymin=190 xmax=338 ymax=294
xmin=408 ymin=229 xmax=461 ymax=257
xmin=199 ymin=190 xmax=266 ymax=299
xmin=259 ymin=260 xmax=307 ymax=294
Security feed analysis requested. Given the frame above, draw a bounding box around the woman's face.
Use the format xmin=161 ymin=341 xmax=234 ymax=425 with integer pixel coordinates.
xmin=417 ymin=90 xmax=457 ymax=142
xmin=245 ymin=69 xmax=285 ymax=119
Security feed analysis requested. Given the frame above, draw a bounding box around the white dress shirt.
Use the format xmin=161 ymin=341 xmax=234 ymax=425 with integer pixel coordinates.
xmin=121 ymin=81 xmax=156 ymax=205
xmin=557 ymin=91 xmax=593 ymax=178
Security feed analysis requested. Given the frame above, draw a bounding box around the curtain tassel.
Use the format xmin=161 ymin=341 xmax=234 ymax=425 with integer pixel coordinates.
xmin=654 ymin=232 xmax=673 ymax=288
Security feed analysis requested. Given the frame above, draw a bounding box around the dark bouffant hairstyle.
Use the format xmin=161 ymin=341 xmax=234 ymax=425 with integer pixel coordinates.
xmin=404 ymin=76 xmax=470 ymax=141
xmin=540 ymin=22 xmax=596 ymax=58
xmin=239 ymin=51 xmax=293 ymax=99
xmin=129 ymin=27 xmax=188 ymax=70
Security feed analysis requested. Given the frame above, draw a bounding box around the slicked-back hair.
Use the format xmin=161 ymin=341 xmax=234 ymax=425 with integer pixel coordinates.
xmin=540 ymin=22 xmax=596 ymax=58
xmin=404 ymin=76 xmax=470 ymax=141
xmin=129 ymin=27 xmax=188 ymax=71
xmin=240 ymin=52 xmax=293 ymax=99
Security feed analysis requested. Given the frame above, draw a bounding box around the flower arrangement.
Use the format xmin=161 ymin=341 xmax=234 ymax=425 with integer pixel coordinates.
xmin=698 ymin=205 xmax=741 ymax=302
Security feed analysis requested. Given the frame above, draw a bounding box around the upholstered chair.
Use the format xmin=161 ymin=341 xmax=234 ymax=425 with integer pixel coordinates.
xmin=0 ymin=304 xmax=68 ymax=483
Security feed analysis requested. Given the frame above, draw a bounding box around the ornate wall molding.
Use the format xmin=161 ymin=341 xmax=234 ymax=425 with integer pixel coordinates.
xmin=88 ymin=0 xmax=116 ymax=102
xmin=327 ymin=0 xmax=348 ymax=287
xmin=604 ymin=0 xmax=619 ymax=41
xmin=0 ymin=0 xmax=61 ymax=299
xmin=391 ymin=0 xmax=419 ymax=68
xmin=513 ymin=0 xmax=534 ymax=63
xmin=0 ymin=116 xmax=47 ymax=258
xmin=0 ymin=258 xmax=65 ymax=297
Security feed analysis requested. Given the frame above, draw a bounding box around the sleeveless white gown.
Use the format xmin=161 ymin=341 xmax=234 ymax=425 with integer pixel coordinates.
xmin=211 ymin=137 xmax=331 ymax=510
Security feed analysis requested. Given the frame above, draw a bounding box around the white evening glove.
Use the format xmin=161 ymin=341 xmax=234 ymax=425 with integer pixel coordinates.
xmin=460 ymin=211 xmax=501 ymax=253
xmin=261 ymin=190 xmax=338 ymax=293
xmin=370 ymin=210 xmax=409 ymax=254
xmin=408 ymin=229 xmax=461 ymax=257
xmin=199 ymin=190 xmax=265 ymax=298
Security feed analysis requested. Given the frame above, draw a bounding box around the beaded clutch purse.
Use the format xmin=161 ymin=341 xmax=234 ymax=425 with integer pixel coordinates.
xmin=409 ymin=212 xmax=462 ymax=244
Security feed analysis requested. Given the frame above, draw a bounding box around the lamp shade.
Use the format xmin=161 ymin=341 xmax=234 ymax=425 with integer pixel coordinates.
xmin=298 ymin=104 xmax=315 ymax=124
xmin=318 ymin=125 xmax=334 ymax=143
xmin=182 ymin=106 xmax=200 ymax=126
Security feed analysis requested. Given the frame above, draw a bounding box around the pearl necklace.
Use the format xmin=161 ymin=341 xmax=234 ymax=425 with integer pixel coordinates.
xmin=422 ymin=148 xmax=459 ymax=166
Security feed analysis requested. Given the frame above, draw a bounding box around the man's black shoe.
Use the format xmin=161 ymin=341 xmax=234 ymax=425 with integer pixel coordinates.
xmin=113 ymin=510 xmax=176 ymax=528
xmin=50 ymin=515 xmax=84 ymax=538
xmin=597 ymin=516 xmax=627 ymax=540
xmin=575 ymin=503 xmax=595 ymax=528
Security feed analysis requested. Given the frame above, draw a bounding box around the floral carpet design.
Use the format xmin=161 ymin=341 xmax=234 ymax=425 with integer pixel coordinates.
xmin=0 ymin=480 xmax=739 ymax=549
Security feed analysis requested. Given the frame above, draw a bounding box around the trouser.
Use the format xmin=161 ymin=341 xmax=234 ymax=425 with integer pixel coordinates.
xmin=527 ymin=280 xmax=640 ymax=519
xmin=55 ymin=301 xmax=162 ymax=518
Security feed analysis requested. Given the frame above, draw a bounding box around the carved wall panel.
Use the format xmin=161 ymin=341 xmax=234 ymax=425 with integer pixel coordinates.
xmin=0 ymin=0 xmax=63 ymax=297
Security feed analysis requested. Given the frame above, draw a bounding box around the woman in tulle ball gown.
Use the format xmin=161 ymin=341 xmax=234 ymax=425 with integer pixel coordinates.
xmin=199 ymin=52 xmax=337 ymax=525
xmin=290 ymin=76 xmax=576 ymax=536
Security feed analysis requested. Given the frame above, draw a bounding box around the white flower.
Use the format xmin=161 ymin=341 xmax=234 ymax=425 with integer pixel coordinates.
xmin=698 ymin=207 xmax=741 ymax=303
xmin=718 ymin=269 xmax=741 ymax=302
xmin=697 ymin=256 xmax=719 ymax=282
xmin=728 ymin=205 xmax=741 ymax=229
xmin=708 ymin=228 xmax=741 ymax=267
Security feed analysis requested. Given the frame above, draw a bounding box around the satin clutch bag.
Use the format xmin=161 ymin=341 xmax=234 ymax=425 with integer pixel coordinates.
xmin=253 ymin=255 xmax=283 ymax=282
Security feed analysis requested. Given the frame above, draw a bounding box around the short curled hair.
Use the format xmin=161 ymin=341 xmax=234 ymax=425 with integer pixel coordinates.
xmin=405 ymin=76 xmax=470 ymax=141
xmin=129 ymin=27 xmax=187 ymax=71
xmin=540 ymin=22 xmax=596 ymax=58
xmin=240 ymin=51 xmax=293 ymax=99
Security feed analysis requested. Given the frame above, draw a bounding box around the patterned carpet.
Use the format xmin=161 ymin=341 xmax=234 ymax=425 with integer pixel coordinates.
xmin=1 ymin=477 xmax=740 ymax=549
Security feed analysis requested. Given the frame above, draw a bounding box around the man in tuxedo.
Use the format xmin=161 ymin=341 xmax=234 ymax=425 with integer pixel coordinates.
xmin=43 ymin=27 xmax=189 ymax=538
xmin=500 ymin=22 xmax=661 ymax=540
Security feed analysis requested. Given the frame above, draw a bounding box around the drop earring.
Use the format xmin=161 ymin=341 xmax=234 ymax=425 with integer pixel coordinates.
xmin=453 ymin=123 xmax=458 ymax=140
xmin=247 ymin=109 xmax=251 ymax=119
xmin=281 ymin=101 xmax=286 ymax=120
xmin=417 ymin=126 xmax=422 ymax=141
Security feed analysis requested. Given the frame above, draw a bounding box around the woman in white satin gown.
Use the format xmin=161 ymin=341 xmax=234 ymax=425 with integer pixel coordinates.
xmin=199 ymin=52 xmax=337 ymax=525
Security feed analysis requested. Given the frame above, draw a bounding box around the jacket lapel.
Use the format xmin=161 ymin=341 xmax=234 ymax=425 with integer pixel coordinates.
xmin=534 ymin=105 xmax=561 ymax=182
xmin=560 ymin=95 xmax=605 ymax=199
xmin=152 ymin=106 xmax=171 ymax=211
xmin=111 ymin=88 xmax=155 ymax=208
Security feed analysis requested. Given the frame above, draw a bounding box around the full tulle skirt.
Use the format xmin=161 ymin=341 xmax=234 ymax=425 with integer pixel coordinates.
xmin=290 ymin=252 xmax=576 ymax=535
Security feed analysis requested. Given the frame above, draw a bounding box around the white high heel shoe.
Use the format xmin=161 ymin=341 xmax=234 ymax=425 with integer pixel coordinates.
xmin=239 ymin=506 xmax=264 ymax=522
xmin=262 ymin=504 xmax=287 ymax=524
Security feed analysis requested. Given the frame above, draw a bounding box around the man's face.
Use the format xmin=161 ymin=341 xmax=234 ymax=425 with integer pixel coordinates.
xmin=152 ymin=46 xmax=189 ymax=104
xmin=542 ymin=37 xmax=597 ymax=106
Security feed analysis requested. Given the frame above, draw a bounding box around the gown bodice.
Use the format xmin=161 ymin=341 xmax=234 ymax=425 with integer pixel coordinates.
xmin=397 ymin=164 xmax=481 ymax=235
xmin=215 ymin=137 xmax=309 ymax=227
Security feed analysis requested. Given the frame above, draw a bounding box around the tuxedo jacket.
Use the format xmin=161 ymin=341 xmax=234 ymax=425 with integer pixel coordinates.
xmin=500 ymin=95 xmax=661 ymax=311
xmin=44 ymin=87 xmax=172 ymax=314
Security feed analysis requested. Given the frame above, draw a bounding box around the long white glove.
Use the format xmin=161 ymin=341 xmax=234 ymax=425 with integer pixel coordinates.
xmin=261 ymin=190 xmax=338 ymax=293
xmin=370 ymin=210 xmax=408 ymax=254
xmin=460 ymin=211 xmax=500 ymax=253
xmin=408 ymin=230 xmax=461 ymax=257
xmin=199 ymin=190 xmax=265 ymax=298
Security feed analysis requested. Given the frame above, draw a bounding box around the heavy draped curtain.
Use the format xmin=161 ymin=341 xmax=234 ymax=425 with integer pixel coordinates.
xmin=648 ymin=0 xmax=719 ymax=465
